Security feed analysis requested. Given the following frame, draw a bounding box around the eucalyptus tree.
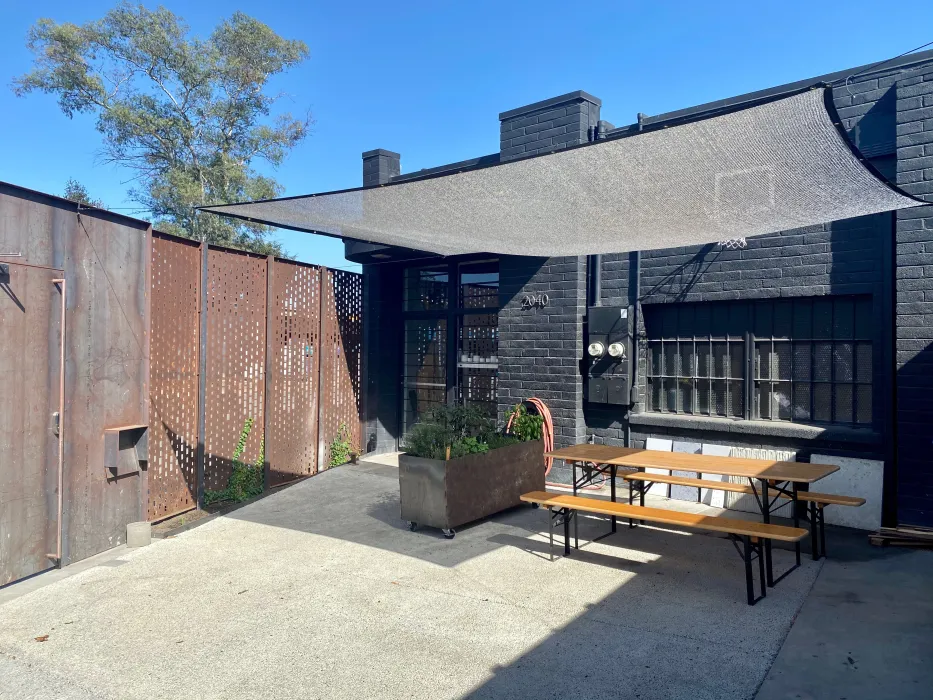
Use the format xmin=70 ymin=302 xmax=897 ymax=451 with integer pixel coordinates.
xmin=14 ymin=3 xmax=310 ymax=254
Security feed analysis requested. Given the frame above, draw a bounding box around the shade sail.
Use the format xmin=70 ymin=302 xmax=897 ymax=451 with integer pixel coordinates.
xmin=202 ymin=88 xmax=920 ymax=256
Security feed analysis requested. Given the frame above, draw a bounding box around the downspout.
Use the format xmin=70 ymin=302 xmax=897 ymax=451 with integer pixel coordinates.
xmin=623 ymin=113 xmax=648 ymax=449
xmin=625 ymin=251 xmax=641 ymax=448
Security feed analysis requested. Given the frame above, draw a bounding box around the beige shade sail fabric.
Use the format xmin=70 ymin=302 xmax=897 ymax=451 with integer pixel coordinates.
xmin=202 ymin=88 xmax=920 ymax=256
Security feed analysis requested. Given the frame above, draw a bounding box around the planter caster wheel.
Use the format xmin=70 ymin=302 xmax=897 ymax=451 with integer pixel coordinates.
xmin=442 ymin=528 xmax=456 ymax=540
xmin=531 ymin=503 xmax=540 ymax=509
xmin=407 ymin=521 xmax=418 ymax=531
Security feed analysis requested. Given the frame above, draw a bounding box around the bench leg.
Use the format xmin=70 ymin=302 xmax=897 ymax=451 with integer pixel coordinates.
xmin=563 ymin=509 xmax=574 ymax=555
xmin=757 ymin=538 xmax=767 ymax=600
xmin=809 ymin=501 xmax=819 ymax=560
xmin=549 ymin=507 xmax=555 ymax=562
xmin=610 ymin=465 xmax=617 ymax=534
xmin=743 ymin=535 xmax=755 ymax=606
xmin=819 ymin=505 xmax=827 ymax=559
xmin=574 ymin=508 xmax=579 ymax=550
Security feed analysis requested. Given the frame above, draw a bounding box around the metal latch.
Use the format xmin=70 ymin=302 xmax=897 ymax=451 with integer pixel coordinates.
xmin=52 ymin=412 xmax=60 ymax=437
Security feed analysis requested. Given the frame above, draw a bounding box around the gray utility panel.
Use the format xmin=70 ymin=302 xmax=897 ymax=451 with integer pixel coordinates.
xmin=585 ymin=306 xmax=633 ymax=405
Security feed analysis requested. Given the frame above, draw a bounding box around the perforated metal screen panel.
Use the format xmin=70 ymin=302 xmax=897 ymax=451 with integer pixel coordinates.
xmin=319 ymin=269 xmax=363 ymax=467
xmin=204 ymin=248 xmax=267 ymax=491
xmin=267 ymin=260 xmax=321 ymax=485
xmin=148 ymin=234 xmax=201 ymax=519
xmin=203 ymin=88 xmax=919 ymax=255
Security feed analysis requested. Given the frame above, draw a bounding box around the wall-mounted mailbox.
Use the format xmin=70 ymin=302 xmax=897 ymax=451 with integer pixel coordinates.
xmin=585 ymin=306 xmax=633 ymax=406
xmin=103 ymin=425 xmax=148 ymax=477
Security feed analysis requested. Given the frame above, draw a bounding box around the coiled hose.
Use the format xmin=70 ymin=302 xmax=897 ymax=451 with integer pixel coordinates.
xmin=506 ymin=397 xmax=605 ymax=491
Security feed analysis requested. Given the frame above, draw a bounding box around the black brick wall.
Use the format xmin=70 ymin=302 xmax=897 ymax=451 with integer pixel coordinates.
xmin=498 ymin=256 xmax=586 ymax=484
xmin=894 ymin=66 xmax=933 ymax=527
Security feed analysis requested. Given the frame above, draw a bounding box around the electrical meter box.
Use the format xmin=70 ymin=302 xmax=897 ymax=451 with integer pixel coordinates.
xmin=585 ymin=306 xmax=633 ymax=406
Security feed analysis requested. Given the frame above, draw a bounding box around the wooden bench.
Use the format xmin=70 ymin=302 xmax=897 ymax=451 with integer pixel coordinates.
xmin=623 ymin=472 xmax=865 ymax=559
xmin=520 ymin=490 xmax=807 ymax=605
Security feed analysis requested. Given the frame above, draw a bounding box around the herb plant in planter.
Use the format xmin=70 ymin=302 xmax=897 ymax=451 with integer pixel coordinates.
xmin=399 ymin=404 xmax=545 ymax=539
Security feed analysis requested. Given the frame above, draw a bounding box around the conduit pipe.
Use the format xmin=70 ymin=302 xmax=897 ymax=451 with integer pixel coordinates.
xmin=47 ymin=277 xmax=65 ymax=566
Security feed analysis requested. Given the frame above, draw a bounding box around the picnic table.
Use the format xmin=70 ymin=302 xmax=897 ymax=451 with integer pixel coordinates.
xmin=545 ymin=444 xmax=839 ymax=586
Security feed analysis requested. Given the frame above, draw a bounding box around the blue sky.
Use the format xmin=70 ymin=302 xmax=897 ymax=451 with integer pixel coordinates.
xmin=2 ymin=1 xmax=930 ymax=271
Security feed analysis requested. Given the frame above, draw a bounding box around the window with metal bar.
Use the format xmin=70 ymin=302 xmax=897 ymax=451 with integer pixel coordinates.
xmin=645 ymin=296 xmax=872 ymax=426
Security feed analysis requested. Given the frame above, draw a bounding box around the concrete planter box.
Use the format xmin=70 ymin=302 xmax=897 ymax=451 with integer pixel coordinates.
xmin=399 ymin=439 xmax=544 ymax=538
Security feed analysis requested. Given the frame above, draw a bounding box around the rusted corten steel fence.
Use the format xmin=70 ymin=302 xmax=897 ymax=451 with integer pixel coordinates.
xmin=147 ymin=233 xmax=363 ymax=520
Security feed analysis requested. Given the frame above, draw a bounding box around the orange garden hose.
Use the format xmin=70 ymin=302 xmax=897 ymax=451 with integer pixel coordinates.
xmin=506 ymin=397 xmax=606 ymax=491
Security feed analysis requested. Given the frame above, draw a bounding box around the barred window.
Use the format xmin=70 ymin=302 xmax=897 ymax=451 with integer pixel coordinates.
xmin=645 ymin=296 xmax=872 ymax=426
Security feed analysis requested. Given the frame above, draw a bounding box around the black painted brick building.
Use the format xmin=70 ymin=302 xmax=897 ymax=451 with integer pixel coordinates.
xmin=350 ymin=54 xmax=933 ymax=530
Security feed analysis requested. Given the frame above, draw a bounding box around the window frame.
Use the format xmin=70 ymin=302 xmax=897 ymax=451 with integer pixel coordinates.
xmin=644 ymin=296 xmax=873 ymax=427
xmin=399 ymin=257 xmax=500 ymax=439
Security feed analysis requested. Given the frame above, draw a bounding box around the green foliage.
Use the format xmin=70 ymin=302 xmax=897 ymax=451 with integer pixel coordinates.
xmin=329 ymin=423 xmax=356 ymax=468
xmin=63 ymin=178 xmax=106 ymax=208
xmin=14 ymin=4 xmax=310 ymax=255
xmin=403 ymin=404 xmax=522 ymax=460
xmin=507 ymin=403 xmax=544 ymax=442
xmin=204 ymin=417 xmax=264 ymax=506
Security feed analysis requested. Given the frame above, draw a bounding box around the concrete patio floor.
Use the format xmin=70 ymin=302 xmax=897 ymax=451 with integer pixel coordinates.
xmin=0 ymin=459 xmax=928 ymax=700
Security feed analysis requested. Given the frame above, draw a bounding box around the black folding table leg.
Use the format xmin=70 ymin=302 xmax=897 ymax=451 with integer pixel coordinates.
xmin=610 ymin=465 xmax=617 ymax=533
xmin=761 ymin=479 xmax=774 ymax=587
xmin=743 ymin=535 xmax=755 ymax=606
xmin=628 ymin=475 xmax=635 ymax=528
xmin=792 ymin=482 xmax=801 ymax=567
xmin=810 ymin=501 xmax=819 ymax=560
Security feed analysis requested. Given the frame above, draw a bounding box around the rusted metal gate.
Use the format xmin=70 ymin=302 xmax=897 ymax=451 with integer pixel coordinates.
xmin=0 ymin=263 xmax=63 ymax=585
xmin=148 ymin=234 xmax=200 ymax=520
xmin=144 ymin=237 xmax=363 ymax=518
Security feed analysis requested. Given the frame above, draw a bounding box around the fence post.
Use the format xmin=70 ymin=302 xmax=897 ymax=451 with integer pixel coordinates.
xmin=195 ymin=242 xmax=209 ymax=508
xmin=316 ymin=268 xmax=328 ymax=472
xmin=263 ymin=255 xmax=275 ymax=490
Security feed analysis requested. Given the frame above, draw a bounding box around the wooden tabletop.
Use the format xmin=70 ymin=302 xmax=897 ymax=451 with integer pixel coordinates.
xmin=545 ymin=445 xmax=838 ymax=483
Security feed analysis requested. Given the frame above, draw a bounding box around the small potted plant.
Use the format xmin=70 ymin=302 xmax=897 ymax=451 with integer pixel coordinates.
xmin=398 ymin=404 xmax=545 ymax=539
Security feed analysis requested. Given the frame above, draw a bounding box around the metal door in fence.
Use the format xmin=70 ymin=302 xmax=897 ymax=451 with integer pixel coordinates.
xmin=267 ymin=260 xmax=321 ymax=486
xmin=0 ymin=263 xmax=63 ymax=585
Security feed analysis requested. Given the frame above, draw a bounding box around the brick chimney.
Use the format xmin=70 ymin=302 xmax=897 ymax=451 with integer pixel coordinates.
xmin=499 ymin=91 xmax=601 ymax=162
xmin=362 ymin=149 xmax=401 ymax=187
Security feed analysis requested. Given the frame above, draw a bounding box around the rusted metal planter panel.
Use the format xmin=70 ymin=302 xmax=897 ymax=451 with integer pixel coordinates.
xmin=399 ymin=439 xmax=545 ymax=530
xmin=267 ymin=260 xmax=321 ymax=485
xmin=148 ymin=233 xmax=200 ymax=520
